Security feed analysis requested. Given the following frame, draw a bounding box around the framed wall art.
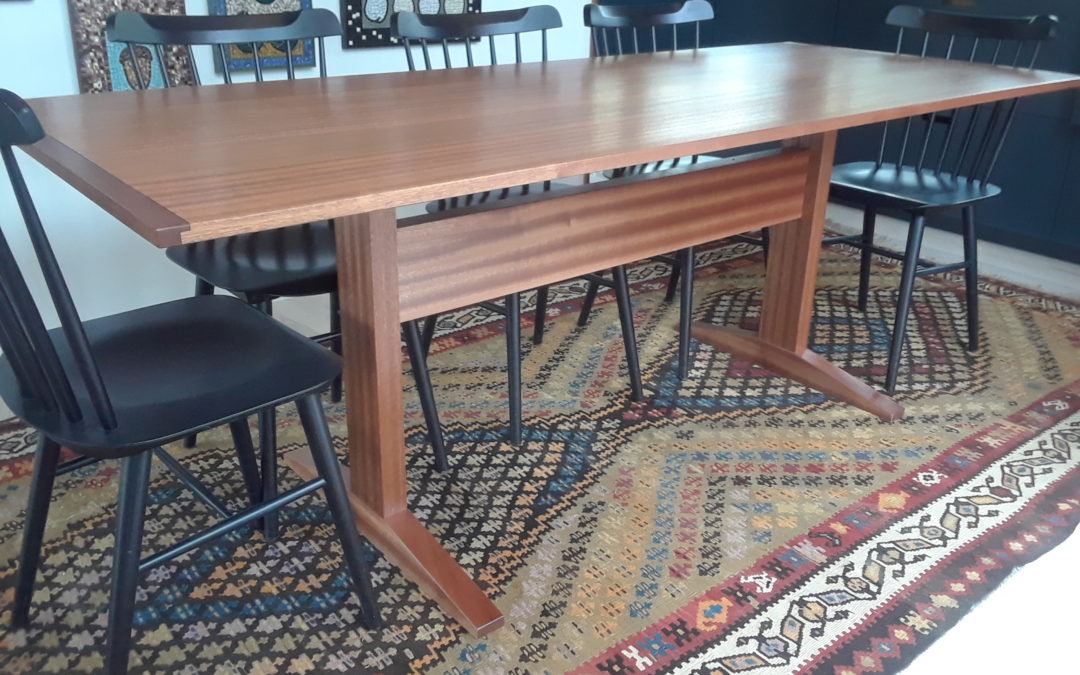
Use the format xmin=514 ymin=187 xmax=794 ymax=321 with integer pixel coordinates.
xmin=209 ymin=0 xmax=318 ymax=72
xmin=340 ymin=0 xmax=482 ymax=49
xmin=67 ymin=0 xmax=193 ymax=93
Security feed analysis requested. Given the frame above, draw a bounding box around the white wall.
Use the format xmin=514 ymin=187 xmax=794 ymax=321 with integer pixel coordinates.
xmin=0 ymin=0 xmax=590 ymax=326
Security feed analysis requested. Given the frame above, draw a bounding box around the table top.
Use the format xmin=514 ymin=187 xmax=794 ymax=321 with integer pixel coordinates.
xmin=24 ymin=42 xmax=1080 ymax=246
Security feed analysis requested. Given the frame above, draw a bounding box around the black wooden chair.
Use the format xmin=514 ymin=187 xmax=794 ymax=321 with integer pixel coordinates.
xmin=0 ymin=89 xmax=380 ymax=675
xmin=828 ymin=5 xmax=1058 ymax=393
xmin=106 ymin=9 xmax=450 ymax=476
xmin=392 ymin=5 xmax=643 ymax=448
xmin=577 ymin=0 xmax=715 ymax=380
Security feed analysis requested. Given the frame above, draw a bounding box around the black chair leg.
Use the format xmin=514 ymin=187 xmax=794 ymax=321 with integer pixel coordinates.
xmin=532 ymin=285 xmax=549 ymax=346
xmin=104 ymin=450 xmax=152 ymax=675
xmin=506 ymin=293 xmax=523 ymax=445
xmin=329 ymin=290 xmax=343 ymax=403
xmin=182 ymin=281 xmax=217 ymax=449
xmin=664 ymin=262 xmax=680 ymax=302
xmin=885 ymin=214 xmax=927 ymax=394
xmin=184 ymin=280 xmax=216 ymax=449
xmin=258 ymin=407 xmax=278 ymax=540
xmin=677 ymin=246 xmax=694 ymax=380
xmin=577 ymin=279 xmax=600 ymax=327
xmin=229 ymin=420 xmax=263 ymax=509
xmin=612 ymin=266 xmax=644 ymax=401
xmin=12 ymin=435 xmax=61 ymax=628
xmin=858 ymin=207 xmax=877 ymax=312
xmin=295 ymin=393 xmax=382 ymax=629
xmin=250 ymin=297 xmax=279 ymax=539
xmin=421 ymin=314 xmax=438 ymax=358
xmin=403 ymin=320 xmax=449 ymax=471
xmin=761 ymin=227 xmax=771 ymax=262
xmin=961 ymin=205 xmax=980 ymax=352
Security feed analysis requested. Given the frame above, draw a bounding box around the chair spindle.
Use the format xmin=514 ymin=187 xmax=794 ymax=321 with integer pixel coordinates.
xmin=153 ymin=44 xmax=171 ymax=87
xmin=187 ymin=45 xmax=202 ymax=85
xmin=218 ymin=44 xmax=233 ymax=83
xmin=0 ymin=145 xmax=114 ymax=427
xmin=250 ymin=43 xmax=264 ymax=82
xmin=420 ymin=39 xmax=432 ymax=70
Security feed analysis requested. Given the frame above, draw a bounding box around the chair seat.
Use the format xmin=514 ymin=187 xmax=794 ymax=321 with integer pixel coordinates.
xmin=0 ymin=295 xmax=340 ymax=456
xmin=166 ymin=221 xmax=337 ymax=298
xmin=830 ymin=161 xmax=1002 ymax=210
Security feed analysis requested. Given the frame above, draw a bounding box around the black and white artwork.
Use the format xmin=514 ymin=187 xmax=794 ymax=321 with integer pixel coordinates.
xmin=340 ymin=0 xmax=481 ymax=48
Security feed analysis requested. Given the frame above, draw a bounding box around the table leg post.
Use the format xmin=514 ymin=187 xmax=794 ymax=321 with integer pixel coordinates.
xmin=759 ymin=132 xmax=837 ymax=352
xmin=334 ymin=209 xmax=408 ymax=514
xmin=284 ymin=209 xmax=504 ymax=636
xmin=692 ymin=132 xmax=904 ymax=421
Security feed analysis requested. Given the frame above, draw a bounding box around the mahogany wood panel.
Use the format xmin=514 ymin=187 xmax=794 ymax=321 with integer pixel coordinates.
xmin=334 ymin=209 xmax=408 ymax=515
xmin=758 ymin=133 xmax=837 ymax=352
xmin=395 ymin=151 xmax=809 ymax=321
xmin=690 ymin=323 xmax=905 ymax=421
xmin=282 ymin=449 xmax=504 ymax=636
xmin=23 ymin=43 xmax=1080 ymax=246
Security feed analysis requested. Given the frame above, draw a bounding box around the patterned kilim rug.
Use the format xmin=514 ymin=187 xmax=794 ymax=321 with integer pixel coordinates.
xmin=0 ymin=234 xmax=1077 ymax=674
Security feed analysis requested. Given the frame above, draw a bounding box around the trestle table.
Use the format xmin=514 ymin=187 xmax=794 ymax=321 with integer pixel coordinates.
xmin=22 ymin=42 xmax=1080 ymax=635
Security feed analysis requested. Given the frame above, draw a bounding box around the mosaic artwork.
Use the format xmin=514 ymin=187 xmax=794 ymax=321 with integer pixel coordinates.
xmin=67 ymin=0 xmax=192 ymax=92
xmin=340 ymin=0 xmax=482 ymax=48
xmin=210 ymin=0 xmax=318 ymax=72
xmin=0 ymin=235 xmax=1077 ymax=673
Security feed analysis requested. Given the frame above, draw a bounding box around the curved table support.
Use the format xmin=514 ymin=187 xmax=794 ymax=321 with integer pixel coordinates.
xmin=283 ymin=449 xmax=504 ymax=636
xmin=691 ymin=132 xmax=903 ymax=422
xmin=316 ymin=209 xmax=502 ymax=636
xmin=689 ymin=323 xmax=904 ymax=421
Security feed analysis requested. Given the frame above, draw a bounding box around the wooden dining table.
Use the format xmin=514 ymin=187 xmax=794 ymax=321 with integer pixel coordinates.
xmin=22 ymin=42 xmax=1080 ymax=636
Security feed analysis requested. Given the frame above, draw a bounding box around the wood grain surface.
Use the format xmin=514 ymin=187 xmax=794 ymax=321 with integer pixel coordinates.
xmin=22 ymin=43 xmax=1080 ymax=246
xmin=333 ymin=209 xmax=408 ymax=514
xmin=396 ymin=150 xmax=808 ymax=321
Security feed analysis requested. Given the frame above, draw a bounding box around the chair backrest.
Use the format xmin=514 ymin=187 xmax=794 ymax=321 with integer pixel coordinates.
xmin=871 ymin=4 xmax=1057 ymax=184
xmin=0 ymin=90 xmax=117 ymax=430
xmin=391 ymin=6 xmax=563 ymax=71
xmin=584 ymin=0 xmax=714 ymax=56
xmin=105 ymin=9 xmax=342 ymax=87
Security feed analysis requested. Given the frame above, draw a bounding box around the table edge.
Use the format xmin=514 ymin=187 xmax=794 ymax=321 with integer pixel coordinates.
xmin=22 ymin=136 xmax=190 ymax=247
xmin=24 ymin=63 xmax=1080 ymax=246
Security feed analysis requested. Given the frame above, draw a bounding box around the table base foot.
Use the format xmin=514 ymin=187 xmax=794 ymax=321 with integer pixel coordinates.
xmin=283 ymin=449 xmax=505 ymax=636
xmin=690 ymin=322 xmax=904 ymax=421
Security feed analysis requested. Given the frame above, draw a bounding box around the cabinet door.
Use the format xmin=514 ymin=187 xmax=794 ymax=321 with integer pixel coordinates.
xmin=1051 ymin=135 xmax=1080 ymax=261
xmin=707 ymin=0 xmax=839 ymax=46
